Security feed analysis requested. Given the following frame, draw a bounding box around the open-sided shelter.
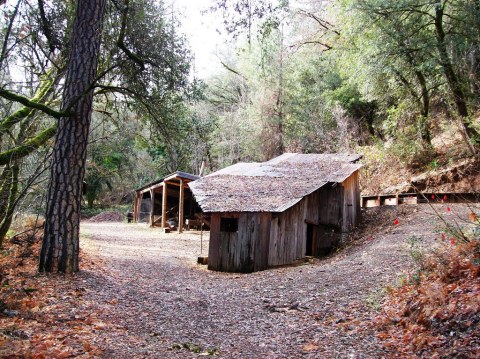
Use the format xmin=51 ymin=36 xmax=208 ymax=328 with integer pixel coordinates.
xmin=188 ymin=153 xmax=362 ymax=273
xmin=133 ymin=171 xmax=201 ymax=231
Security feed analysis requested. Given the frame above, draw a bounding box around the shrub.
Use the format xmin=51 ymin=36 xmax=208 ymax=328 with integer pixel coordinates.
xmin=375 ymin=233 xmax=480 ymax=357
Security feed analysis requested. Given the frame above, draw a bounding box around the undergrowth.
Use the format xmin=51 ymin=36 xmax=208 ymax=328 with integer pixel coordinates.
xmin=81 ymin=204 xmax=131 ymax=219
xmin=0 ymin=228 xmax=105 ymax=357
xmin=375 ymin=224 xmax=480 ymax=357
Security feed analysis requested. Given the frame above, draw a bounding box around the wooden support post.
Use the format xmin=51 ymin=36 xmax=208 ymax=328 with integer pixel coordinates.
xmin=162 ymin=182 xmax=167 ymax=228
xmin=178 ymin=179 xmax=184 ymax=233
xmin=133 ymin=191 xmax=139 ymax=223
xmin=149 ymin=188 xmax=155 ymax=227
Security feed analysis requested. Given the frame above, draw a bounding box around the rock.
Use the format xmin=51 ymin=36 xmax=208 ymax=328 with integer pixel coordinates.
xmin=197 ymin=256 xmax=208 ymax=265
xmin=4 ymin=309 xmax=19 ymax=317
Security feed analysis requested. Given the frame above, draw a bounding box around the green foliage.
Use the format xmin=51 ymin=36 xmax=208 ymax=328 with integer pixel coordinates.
xmin=407 ymin=235 xmax=425 ymax=266
xmin=429 ymin=159 xmax=440 ymax=170
xmin=0 ymin=0 xmax=199 ymax=240
xmin=365 ymin=288 xmax=388 ymax=311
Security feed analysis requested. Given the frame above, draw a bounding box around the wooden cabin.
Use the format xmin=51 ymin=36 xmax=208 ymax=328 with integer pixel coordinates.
xmin=133 ymin=171 xmax=202 ymax=232
xmin=188 ymin=153 xmax=362 ymax=273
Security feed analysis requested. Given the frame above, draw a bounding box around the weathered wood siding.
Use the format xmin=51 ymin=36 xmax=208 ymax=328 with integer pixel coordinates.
xmin=138 ymin=192 xmax=151 ymax=223
xmin=341 ymin=171 xmax=360 ymax=232
xmin=208 ymin=213 xmax=221 ymax=270
xmin=316 ymin=184 xmax=344 ymax=253
xmin=208 ymin=171 xmax=361 ymax=272
xmin=255 ymin=212 xmax=271 ymax=271
xmin=268 ymin=200 xmax=307 ymax=267
xmin=318 ymin=185 xmax=344 ymax=228
xmin=208 ymin=212 xmax=270 ymax=273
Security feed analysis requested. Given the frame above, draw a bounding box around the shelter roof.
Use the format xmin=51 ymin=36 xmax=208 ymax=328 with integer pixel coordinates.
xmin=189 ymin=153 xmax=362 ymax=213
xmin=135 ymin=171 xmax=199 ymax=193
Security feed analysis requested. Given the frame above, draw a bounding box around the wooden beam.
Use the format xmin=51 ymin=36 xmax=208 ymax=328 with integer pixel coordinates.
xmin=139 ymin=179 xmax=191 ymax=195
xmin=163 ymin=173 xmax=180 ymax=182
xmin=140 ymin=187 xmax=154 ymax=194
xmin=162 ymin=181 xmax=167 ymax=228
xmin=178 ymin=178 xmax=184 ymax=233
xmin=149 ymin=182 xmax=164 ymax=192
xmin=149 ymin=189 xmax=155 ymax=227
xmin=133 ymin=191 xmax=139 ymax=223
xmin=163 ymin=181 xmax=191 ymax=188
xmin=139 ymin=181 xmax=169 ymax=194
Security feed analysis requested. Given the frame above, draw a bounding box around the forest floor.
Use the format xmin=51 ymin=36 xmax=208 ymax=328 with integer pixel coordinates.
xmin=1 ymin=203 xmax=477 ymax=358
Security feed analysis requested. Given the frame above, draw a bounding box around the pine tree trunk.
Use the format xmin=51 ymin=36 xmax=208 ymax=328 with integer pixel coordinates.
xmin=39 ymin=0 xmax=106 ymax=273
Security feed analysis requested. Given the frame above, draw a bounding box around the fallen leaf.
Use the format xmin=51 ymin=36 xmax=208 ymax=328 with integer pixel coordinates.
xmin=303 ymin=343 xmax=319 ymax=351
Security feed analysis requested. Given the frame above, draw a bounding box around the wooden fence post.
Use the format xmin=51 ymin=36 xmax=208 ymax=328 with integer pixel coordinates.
xmin=178 ymin=179 xmax=184 ymax=233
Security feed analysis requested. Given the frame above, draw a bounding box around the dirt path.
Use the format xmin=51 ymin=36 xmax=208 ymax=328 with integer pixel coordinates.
xmin=76 ymin=204 xmax=474 ymax=358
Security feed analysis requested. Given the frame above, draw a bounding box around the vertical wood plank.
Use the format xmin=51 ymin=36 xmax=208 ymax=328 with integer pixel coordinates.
xmin=208 ymin=213 xmax=220 ymax=270
xmin=341 ymin=174 xmax=357 ymax=232
xmin=178 ymin=179 xmax=184 ymax=233
xmin=288 ymin=206 xmax=294 ymax=263
xmin=161 ymin=182 xmax=167 ymax=228
xmin=234 ymin=215 xmax=244 ymax=270
xmin=279 ymin=211 xmax=286 ymax=264
xmin=268 ymin=217 xmax=278 ymax=266
xmin=133 ymin=191 xmax=139 ymax=223
xmin=355 ymin=172 xmax=361 ymax=226
xmin=242 ymin=213 xmax=252 ymax=272
xmin=149 ymin=189 xmax=155 ymax=227
xmin=255 ymin=212 xmax=270 ymax=271
xmin=249 ymin=213 xmax=260 ymax=272
xmin=298 ymin=199 xmax=308 ymax=258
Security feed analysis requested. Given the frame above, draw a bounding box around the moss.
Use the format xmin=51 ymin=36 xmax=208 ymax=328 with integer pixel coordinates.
xmin=0 ymin=125 xmax=57 ymax=166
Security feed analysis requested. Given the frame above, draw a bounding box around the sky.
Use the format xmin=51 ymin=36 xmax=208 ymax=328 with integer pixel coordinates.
xmin=173 ymin=0 xmax=226 ymax=79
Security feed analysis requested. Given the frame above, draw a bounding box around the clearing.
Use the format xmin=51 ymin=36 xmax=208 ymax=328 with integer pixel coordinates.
xmin=2 ymin=203 xmax=474 ymax=358
xmin=74 ymin=203 xmax=471 ymax=358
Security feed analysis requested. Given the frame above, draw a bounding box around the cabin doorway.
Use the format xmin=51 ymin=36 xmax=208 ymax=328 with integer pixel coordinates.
xmin=306 ymin=223 xmax=317 ymax=256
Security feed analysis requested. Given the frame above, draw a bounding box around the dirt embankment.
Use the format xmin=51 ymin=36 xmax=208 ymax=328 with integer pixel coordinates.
xmin=407 ymin=158 xmax=480 ymax=193
xmin=363 ymin=157 xmax=480 ymax=195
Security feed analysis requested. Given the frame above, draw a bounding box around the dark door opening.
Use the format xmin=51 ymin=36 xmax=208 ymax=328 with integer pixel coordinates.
xmin=306 ymin=223 xmax=316 ymax=256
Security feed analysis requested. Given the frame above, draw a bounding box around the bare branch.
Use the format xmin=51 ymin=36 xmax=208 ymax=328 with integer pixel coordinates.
xmin=116 ymin=0 xmax=146 ymax=70
xmin=38 ymin=0 xmax=57 ymax=52
xmin=297 ymin=9 xmax=340 ymax=36
xmin=0 ymin=0 xmax=21 ymax=69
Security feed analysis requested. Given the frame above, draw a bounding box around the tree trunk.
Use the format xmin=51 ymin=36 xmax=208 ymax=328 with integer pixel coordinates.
xmin=39 ymin=0 xmax=106 ymax=273
xmin=394 ymin=66 xmax=431 ymax=146
xmin=276 ymin=23 xmax=285 ymax=156
xmin=470 ymin=1 xmax=480 ymax=98
xmin=415 ymin=69 xmax=431 ymax=145
xmin=434 ymin=2 xmax=480 ymax=148
xmin=470 ymin=46 xmax=480 ymax=97
xmin=0 ymin=164 xmax=19 ymax=247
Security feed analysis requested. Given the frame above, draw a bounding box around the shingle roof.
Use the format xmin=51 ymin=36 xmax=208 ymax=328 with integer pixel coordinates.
xmin=135 ymin=171 xmax=199 ymax=192
xmin=266 ymin=153 xmax=363 ymax=164
xmin=189 ymin=153 xmax=362 ymax=213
